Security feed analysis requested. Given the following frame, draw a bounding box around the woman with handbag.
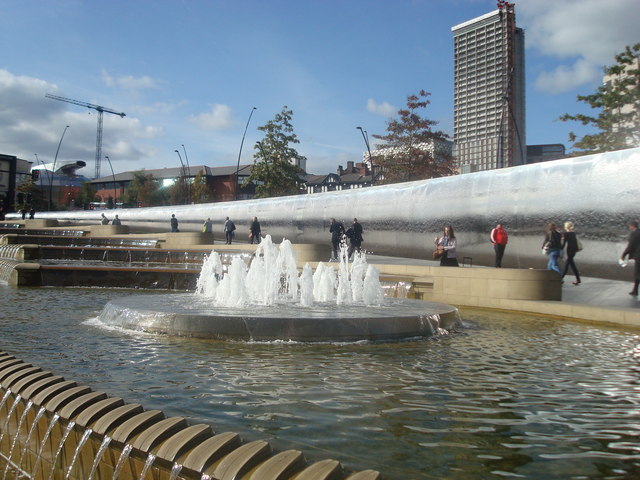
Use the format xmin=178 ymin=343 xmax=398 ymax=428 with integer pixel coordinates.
xmin=561 ymin=221 xmax=581 ymax=285
xmin=434 ymin=225 xmax=459 ymax=267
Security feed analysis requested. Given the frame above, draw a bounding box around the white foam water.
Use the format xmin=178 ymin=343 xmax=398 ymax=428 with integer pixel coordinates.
xmin=195 ymin=235 xmax=384 ymax=308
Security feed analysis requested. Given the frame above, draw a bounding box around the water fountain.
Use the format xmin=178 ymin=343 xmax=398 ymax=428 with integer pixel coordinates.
xmin=98 ymin=236 xmax=461 ymax=341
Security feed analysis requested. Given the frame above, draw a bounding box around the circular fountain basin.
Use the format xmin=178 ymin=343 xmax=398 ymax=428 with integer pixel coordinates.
xmin=98 ymin=294 xmax=461 ymax=342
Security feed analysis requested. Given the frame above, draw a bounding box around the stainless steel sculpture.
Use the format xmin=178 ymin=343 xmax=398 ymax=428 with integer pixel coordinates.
xmin=29 ymin=148 xmax=640 ymax=280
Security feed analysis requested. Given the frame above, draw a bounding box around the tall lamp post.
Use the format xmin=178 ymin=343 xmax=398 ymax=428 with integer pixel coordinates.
xmin=49 ymin=125 xmax=70 ymax=211
xmin=104 ymin=155 xmax=117 ymax=208
xmin=356 ymin=126 xmax=374 ymax=185
xmin=235 ymin=107 xmax=257 ymax=200
xmin=174 ymin=150 xmax=187 ymax=204
xmin=181 ymin=144 xmax=191 ymax=204
xmin=35 ymin=154 xmax=52 ymax=211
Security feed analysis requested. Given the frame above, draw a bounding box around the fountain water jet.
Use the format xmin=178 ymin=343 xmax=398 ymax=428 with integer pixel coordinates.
xmin=97 ymin=236 xmax=461 ymax=342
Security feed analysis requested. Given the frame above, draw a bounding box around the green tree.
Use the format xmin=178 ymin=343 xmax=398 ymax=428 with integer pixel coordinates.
xmin=125 ymin=171 xmax=164 ymax=207
xmin=16 ymin=176 xmax=43 ymax=212
xmin=77 ymin=182 xmax=98 ymax=210
xmin=372 ymin=90 xmax=455 ymax=184
xmin=190 ymin=170 xmax=215 ymax=203
xmin=244 ymin=106 xmax=306 ymax=198
xmin=560 ymin=43 xmax=640 ymax=154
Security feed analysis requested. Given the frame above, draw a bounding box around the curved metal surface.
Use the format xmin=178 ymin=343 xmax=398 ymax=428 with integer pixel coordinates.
xmin=21 ymin=148 xmax=640 ymax=279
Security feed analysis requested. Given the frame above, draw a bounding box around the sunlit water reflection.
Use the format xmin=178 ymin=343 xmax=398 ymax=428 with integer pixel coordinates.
xmin=1 ymin=284 xmax=639 ymax=479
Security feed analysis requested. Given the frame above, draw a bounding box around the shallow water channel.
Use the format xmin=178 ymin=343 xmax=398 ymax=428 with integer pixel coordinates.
xmin=1 ymin=284 xmax=639 ymax=479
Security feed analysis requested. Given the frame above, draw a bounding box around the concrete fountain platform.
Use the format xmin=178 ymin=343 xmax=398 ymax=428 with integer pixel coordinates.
xmin=98 ymin=294 xmax=461 ymax=342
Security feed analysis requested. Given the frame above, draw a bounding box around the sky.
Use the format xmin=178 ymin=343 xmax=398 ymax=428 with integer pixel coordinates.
xmin=0 ymin=0 xmax=637 ymax=178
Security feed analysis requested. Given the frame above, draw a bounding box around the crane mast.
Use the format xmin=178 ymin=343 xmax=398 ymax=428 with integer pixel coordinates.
xmin=45 ymin=93 xmax=126 ymax=178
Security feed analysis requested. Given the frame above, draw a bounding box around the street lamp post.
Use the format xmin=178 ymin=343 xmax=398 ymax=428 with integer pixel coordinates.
xmin=181 ymin=144 xmax=192 ymax=204
xmin=35 ymin=154 xmax=52 ymax=211
xmin=49 ymin=125 xmax=70 ymax=211
xmin=174 ymin=150 xmax=187 ymax=204
xmin=235 ymin=107 xmax=257 ymax=200
xmin=357 ymin=126 xmax=374 ymax=185
xmin=104 ymin=155 xmax=117 ymax=208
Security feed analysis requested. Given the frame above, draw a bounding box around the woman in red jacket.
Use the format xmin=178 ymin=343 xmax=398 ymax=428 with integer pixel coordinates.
xmin=490 ymin=223 xmax=508 ymax=268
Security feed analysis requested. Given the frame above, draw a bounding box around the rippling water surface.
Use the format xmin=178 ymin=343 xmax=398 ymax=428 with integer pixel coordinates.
xmin=1 ymin=284 xmax=639 ymax=479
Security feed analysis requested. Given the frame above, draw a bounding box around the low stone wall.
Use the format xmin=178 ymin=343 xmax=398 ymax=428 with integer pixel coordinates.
xmin=0 ymin=352 xmax=381 ymax=480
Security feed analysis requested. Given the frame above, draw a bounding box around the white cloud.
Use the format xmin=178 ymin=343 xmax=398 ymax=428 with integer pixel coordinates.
xmin=0 ymin=69 xmax=161 ymax=171
xmin=101 ymin=69 xmax=159 ymax=90
xmin=534 ymin=58 xmax=600 ymax=94
xmin=189 ymin=104 xmax=234 ymax=131
xmin=367 ymin=98 xmax=396 ymax=117
xmin=518 ymin=0 xmax=638 ymax=94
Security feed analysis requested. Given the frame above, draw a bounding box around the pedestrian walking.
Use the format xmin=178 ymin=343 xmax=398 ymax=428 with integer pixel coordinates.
xmin=543 ymin=222 xmax=562 ymax=274
xmin=621 ymin=220 xmax=640 ymax=296
xmin=490 ymin=223 xmax=508 ymax=268
xmin=112 ymin=215 xmax=121 ymax=225
xmin=249 ymin=216 xmax=261 ymax=244
xmin=561 ymin=221 xmax=581 ymax=285
xmin=203 ymin=218 xmax=213 ymax=233
xmin=170 ymin=214 xmax=179 ymax=232
xmin=346 ymin=218 xmax=364 ymax=259
xmin=329 ymin=218 xmax=345 ymax=260
xmin=101 ymin=213 xmax=109 ymax=225
xmin=224 ymin=217 xmax=236 ymax=244
xmin=434 ymin=225 xmax=459 ymax=267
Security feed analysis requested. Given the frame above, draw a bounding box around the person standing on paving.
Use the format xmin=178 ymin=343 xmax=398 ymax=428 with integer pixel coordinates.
xmin=621 ymin=220 xmax=640 ymax=296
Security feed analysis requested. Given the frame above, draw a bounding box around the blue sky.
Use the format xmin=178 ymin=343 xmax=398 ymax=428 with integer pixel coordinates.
xmin=0 ymin=0 xmax=637 ymax=177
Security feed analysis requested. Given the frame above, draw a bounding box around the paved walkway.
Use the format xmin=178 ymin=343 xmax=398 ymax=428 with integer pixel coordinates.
xmin=368 ymin=254 xmax=640 ymax=311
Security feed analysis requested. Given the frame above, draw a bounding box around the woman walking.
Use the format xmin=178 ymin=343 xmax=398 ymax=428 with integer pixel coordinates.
xmin=561 ymin=221 xmax=581 ymax=285
xmin=543 ymin=222 xmax=562 ymax=274
xmin=434 ymin=225 xmax=459 ymax=267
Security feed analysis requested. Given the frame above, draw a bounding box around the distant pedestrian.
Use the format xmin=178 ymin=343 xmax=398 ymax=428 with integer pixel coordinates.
xmin=28 ymin=207 xmax=35 ymax=219
xmin=345 ymin=218 xmax=364 ymax=258
xmin=543 ymin=222 xmax=562 ymax=274
xmin=224 ymin=217 xmax=236 ymax=244
xmin=329 ymin=218 xmax=345 ymax=260
xmin=249 ymin=216 xmax=261 ymax=244
xmin=111 ymin=215 xmax=121 ymax=226
xmin=434 ymin=225 xmax=459 ymax=267
xmin=561 ymin=221 xmax=581 ymax=285
xmin=203 ymin=218 xmax=213 ymax=233
xmin=101 ymin=213 xmax=109 ymax=225
xmin=621 ymin=220 xmax=640 ymax=296
xmin=170 ymin=214 xmax=179 ymax=232
xmin=20 ymin=209 xmax=26 ymax=220
xmin=490 ymin=223 xmax=508 ymax=268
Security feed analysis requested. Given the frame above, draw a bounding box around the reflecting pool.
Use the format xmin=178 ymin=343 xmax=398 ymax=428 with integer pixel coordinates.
xmin=1 ymin=284 xmax=639 ymax=479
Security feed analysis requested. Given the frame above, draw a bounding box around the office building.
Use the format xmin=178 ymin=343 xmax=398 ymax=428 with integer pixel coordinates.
xmin=452 ymin=2 xmax=526 ymax=172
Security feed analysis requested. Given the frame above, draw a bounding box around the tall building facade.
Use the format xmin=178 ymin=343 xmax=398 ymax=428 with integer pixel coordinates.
xmin=452 ymin=3 xmax=526 ymax=172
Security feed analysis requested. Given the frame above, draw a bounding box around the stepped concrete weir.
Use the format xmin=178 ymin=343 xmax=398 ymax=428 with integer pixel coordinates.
xmin=0 ymin=351 xmax=382 ymax=480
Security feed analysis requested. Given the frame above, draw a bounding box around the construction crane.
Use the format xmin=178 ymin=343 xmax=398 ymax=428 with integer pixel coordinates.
xmin=45 ymin=93 xmax=126 ymax=178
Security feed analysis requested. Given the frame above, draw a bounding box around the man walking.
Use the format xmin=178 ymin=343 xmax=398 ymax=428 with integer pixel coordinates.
xmin=490 ymin=223 xmax=508 ymax=268
xmin=224 ymin=217 xmax=236 ymax=244
xmin=329 ymin=218 xmax=345 ymax=260
xmin=621 ymin=221 xmax=640 ymax=296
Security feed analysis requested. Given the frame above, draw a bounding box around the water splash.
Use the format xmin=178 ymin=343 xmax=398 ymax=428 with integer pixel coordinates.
xmin=16 ymin=405 xmax=46 ymax=473
xmin=87 ymin=435 xmax=111 ymax=480
xmin=30 ymin=412 xmax=60 ymax=480
xmin=65 ymin=427 xmax=93 ymax=479
xmin=195 ymin=236 xmax=384 ymax=307
xmin=138 ymin=453 xmax=156 ymax=480
xmin=168 ymin=463 xmax=183 ymax=480
xmin=112 ymin=443 xmax=133 ymax=480
xmin=2 ymin=399 xmax=33 ymax=477
xmin=47 ymin=420 xmax=76 ymax=480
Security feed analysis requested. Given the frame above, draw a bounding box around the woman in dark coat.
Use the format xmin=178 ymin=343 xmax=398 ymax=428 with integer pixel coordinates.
xmin=561 ymin=221 xmax=581 ymax=285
